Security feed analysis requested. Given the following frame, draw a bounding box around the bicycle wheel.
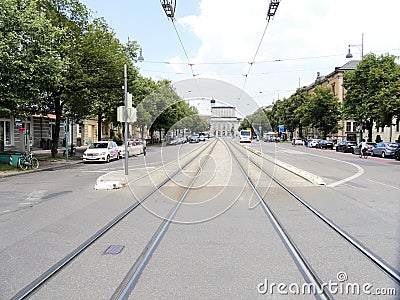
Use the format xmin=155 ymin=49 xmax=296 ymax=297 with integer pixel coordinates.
xmin=31 ymin=157 xmax=39 ymax=169
xmin=18 ymin=157 xmax=28 ymax=171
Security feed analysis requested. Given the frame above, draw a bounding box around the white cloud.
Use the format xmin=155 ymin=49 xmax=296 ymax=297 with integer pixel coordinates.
xmin=172 ymin=0 xmax=400 ymax=106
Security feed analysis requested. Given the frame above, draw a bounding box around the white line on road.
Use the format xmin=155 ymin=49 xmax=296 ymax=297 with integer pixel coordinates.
xmin=276 ymin=146 xmax=364 ymax=187
xmin=367 ymin=179 xmax=400 ymax=190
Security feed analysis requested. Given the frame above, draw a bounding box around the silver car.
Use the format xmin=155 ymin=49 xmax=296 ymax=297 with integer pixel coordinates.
xmin=371 ymin=142 xmax=400 ymax=158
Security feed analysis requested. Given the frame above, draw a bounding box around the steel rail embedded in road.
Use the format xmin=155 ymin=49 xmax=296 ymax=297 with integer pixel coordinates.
xmin=225 ymin=139 xmax=333 ymax=300
xmin=231 ymin=139 xmax=400 ymax=285
xmin=11 ymin=139 xmax=217 ymax=300
xmin=111 ymin=139 xmax=218 ymax=300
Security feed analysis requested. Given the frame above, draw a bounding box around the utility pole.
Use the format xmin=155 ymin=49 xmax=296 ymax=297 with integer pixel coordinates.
xmin=124 ymin=64 xmax=128 ymax=175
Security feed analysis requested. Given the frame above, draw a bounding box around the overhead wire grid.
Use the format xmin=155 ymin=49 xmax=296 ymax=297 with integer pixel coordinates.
xmin=160 ymin=0 xmax=282 ymax=104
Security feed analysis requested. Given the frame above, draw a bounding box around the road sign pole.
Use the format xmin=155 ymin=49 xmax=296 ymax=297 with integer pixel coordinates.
xmin=124 ymin=64 xmax=128 ymax=175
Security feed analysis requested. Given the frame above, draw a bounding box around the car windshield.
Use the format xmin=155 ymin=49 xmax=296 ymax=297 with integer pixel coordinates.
xmin=89 ymin=142 xmax=108 ymax=149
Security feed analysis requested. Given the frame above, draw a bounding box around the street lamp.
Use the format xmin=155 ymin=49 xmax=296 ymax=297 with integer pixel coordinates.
xmin=123 ymin=47 xmax=144 ymax=175
xmin=346 ymin=33 xmax=364 ymax=59
xmin=346 ymin=34 xmax=365 ymax=143
xmin=138 ymin=47 xmax=144 ymax=62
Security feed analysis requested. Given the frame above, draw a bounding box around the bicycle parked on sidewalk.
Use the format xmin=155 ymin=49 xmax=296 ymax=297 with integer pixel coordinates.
xmin=18 ymin=151 xmax=39 ymax=170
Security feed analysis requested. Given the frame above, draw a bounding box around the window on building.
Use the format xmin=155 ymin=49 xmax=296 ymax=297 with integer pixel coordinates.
xmin=0 ymin=119 xmax=13 ymax=146
xmin=331 ymin=83 xmax=336 ymax=96
xmin=346 ymin=122 xmax=351 ymax=132
xmin=23 ymin=121 xmax=32 ymax=146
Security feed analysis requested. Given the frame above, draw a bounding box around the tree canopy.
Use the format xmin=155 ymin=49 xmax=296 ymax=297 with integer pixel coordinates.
xmin=343 ymin=54 xmax=400 ymax=141
xmin=1 ymin=0 xmax=194 ymax=155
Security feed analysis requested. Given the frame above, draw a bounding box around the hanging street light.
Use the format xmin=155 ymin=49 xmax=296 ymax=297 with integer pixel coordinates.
xmin=161 ymin=0 xmax=176 ymax=19
xmin=346 ymin=33 xmax=364 ymax=59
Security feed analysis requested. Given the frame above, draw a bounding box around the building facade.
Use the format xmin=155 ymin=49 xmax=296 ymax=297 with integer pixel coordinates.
xmin=209 ymin=106 xmax=242 ymax=137
xmin=305 ymin=60 xmax=400 ymax=143
xmin=306 ymin=60 xmax=359 ymax=142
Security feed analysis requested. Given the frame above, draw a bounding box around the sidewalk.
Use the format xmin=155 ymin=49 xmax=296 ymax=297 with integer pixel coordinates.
xmin=0 ymin=147 xmax=86 ymax=178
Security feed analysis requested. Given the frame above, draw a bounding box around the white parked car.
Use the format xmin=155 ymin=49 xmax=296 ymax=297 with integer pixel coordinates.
xmin=292 ymin=138 xmax=304 ymax=146
xmin=83 ymin=141 xmax=119 ymax=163
xmin=116 ymin=140 xmax=143 ymax=158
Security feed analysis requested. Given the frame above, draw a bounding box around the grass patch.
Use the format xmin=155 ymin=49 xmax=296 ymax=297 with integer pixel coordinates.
xmin=0 ymin=163 xmax=19 ymax=172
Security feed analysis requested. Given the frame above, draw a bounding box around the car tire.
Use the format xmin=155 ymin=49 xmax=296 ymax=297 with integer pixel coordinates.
xmin=381 ymin=152 xmax=386 ymax=158
xmin=106 ymin=155 xmax=110 ymax=163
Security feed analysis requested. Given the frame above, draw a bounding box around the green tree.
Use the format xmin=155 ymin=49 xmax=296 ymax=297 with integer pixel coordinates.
xmin=242 ymin=108 xmax=271 ymax=137
xmin=301 ymin=86 xmax=341 ymax=138
xmin=270 ymin=99 xmax=287 ymax=132
xmin=343 ymin=54 xmax=400 ymax=142
xmin=137 ymin=83 xmax=194 ymax=142
xmin=285 ymin=88 xmax=309 ymax=138
xmin=238 ymin=118 xmax=252 ymax=131
xmin=36 ymin=0 xmax=92 ymax=156
xmin=79 ymin=19 xmax=140 ymax=141
xmin=0 ymin=0 xmax=62 ymax=116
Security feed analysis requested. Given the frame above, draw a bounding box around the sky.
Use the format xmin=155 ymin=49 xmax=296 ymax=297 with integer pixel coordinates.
xmin=80 ymin=0 xmax=400 ymax=112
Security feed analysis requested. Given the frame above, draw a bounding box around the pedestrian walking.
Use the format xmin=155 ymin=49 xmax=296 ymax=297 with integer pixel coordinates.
xmin=143 ymin=139 xmax=147 ymax=156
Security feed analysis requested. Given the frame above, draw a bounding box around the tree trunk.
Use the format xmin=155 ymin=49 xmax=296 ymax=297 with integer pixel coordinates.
xmin=97 ymin=110 xmax=102 ymax=142
xmin=149 ymin=129 xmax=154 ymax=144
xmin=366 ymin=119 xmax=373 ymax=142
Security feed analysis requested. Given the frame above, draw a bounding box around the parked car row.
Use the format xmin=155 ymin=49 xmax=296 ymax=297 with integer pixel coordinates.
xmin=335 ymin=140 xmax=356 ymax=153
xmin=168 ymin=134 xmax=209 ymax=145
xmin=82 ymin=139 xmax=145 ymax=163
xmin=82 ymin=141 xmax=119 ymax=163
xmin=352 ymin=142 xmax=375 ymax=156
xmin=370 ymin=142 xmax=400 ymax=159
xmin=116 ymin=139 xmax=144 ymax=158
xmin=338 ymin=140 xmax=400 ymax=160
xmin=299 ymin=138 xmax=335 ymax=149
xmin=294 ymin=137 xmax=400 ymax=160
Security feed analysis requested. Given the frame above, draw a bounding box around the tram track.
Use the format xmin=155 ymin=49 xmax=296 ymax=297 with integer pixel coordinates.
xmin=111 ymin=138 xmax=218 ymax=299
xmin=11 ymin=139 xmax=217 ymax=300
xmin=225 ymin=139 xmax=400 ymax=297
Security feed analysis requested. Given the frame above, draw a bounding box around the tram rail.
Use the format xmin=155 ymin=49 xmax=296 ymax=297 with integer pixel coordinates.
xmin=227 ymin=139 xmax=400 ymax=287
xmin=11 ymin=139 xmax=217 ymax=300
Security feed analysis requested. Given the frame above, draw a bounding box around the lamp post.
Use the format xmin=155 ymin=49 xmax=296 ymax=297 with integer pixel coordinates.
xmin=123 ymin=47 xmax=144 ymax=175
xmin=346 ymin=33 xmax=364 ymax=143
xmin=346 ymin=33 xmax=364 ymax=60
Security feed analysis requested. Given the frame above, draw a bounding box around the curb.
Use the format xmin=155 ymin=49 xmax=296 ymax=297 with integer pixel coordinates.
xmin=245 ymin=145 xmax=326 ymax=185
xmin=0 ymin=160 xmax=83 ymax=179
xmin=94 ymin=171 xmax=128 ymax=190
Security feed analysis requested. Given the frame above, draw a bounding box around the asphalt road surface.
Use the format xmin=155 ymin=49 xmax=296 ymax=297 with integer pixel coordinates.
xmin=0 ymin=138 xmax=399 ymax=299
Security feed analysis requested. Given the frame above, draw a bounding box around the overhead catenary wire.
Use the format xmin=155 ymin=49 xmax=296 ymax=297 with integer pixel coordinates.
xmin=171 ymin=20 xmax=197 ymax=78
xmin=238 ymin=0 xmax=282 ymax=101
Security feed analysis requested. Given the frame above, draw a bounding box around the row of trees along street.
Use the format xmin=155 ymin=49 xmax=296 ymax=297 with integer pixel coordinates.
xmin=0 ymin=0 xmax=203 ymax=157
xmin=241 ymin=54 xmax=400 ymax=141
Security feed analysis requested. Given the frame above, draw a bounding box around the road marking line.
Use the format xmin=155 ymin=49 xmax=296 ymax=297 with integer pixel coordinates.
xmin=275 ymin=146 xmax=364 ymax=188
xmin=367 ymin=179 xmax=400 ymax=190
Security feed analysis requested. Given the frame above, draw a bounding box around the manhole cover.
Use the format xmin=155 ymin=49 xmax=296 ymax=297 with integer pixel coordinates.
xmin=104 ymin=245 xmax=125 ymax=255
